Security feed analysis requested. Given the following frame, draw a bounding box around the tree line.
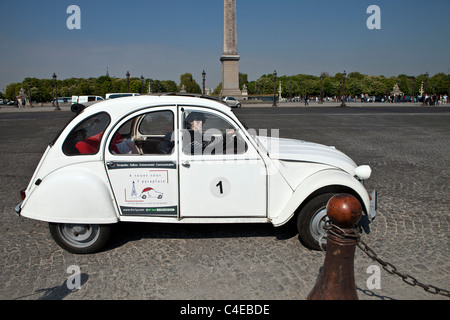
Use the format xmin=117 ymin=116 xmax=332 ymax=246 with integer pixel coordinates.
xmin=3 ymin=71 xmax=449 ymax=102
xmin=3 ymin=73 xmax=201 ymax=102
xmin=243 ymin=72 xmax=450 ymax=99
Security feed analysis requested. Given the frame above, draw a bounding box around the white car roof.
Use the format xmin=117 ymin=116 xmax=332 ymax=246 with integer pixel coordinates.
xmin=82 ymin=95 xmax=231 ymax=120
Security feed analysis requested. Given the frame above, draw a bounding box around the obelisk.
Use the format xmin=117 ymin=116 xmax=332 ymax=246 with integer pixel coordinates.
xmin=220 ymin=0 xmax=242 ymax=98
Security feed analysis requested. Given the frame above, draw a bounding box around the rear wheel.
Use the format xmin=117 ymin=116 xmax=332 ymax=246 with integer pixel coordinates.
xmin=49 ymin=223 xmax=112 ymax=254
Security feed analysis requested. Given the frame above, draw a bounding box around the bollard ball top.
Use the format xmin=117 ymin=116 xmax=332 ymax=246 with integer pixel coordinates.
xmin=326 ymin=194 xmax=362 ymax=228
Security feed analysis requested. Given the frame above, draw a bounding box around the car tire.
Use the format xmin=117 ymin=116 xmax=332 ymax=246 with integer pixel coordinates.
xmin=297 ymin=193 xmax=336 ymax=251
xmin=49 ymin=223 xmax=112 ymax=254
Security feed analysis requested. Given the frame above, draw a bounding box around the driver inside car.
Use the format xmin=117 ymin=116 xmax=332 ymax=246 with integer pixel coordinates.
xmin=182 ymin=112 xmax=236 ymax=155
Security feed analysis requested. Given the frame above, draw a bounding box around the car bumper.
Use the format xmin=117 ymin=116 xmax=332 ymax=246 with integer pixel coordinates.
xmin=14 ymin=201 xmax=22 ymax=216
xmin=369 ymin=190 xmax=377 ymax=221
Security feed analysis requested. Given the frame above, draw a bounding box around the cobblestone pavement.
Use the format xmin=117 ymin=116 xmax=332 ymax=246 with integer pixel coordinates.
xmin=0 ymin=103 xmax=449 ymax=301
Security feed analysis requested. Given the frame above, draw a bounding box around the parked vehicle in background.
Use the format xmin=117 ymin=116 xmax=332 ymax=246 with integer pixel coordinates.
xmin=71 ymin=96 xmax=105 ymax=113
xmin=222 ymin=96 xmax=241 ymax=108
xmin=106 ymin=93 xmax=140 ymax=100
xmin=72 ymin=95 xmax=104 ymax=104
xmin=53 ymin=97 xmax=73 ymax=104
xmin=400 ymin=95 xmax=412 ymax=102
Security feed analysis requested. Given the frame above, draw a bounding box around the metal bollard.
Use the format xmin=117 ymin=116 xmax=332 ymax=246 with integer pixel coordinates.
xmin=307 ymin=194 xmax=362 ymax=300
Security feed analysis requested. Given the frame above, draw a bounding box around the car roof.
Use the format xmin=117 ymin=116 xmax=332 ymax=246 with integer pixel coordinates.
xmin=81 ymin=94 xmax=231 ymax=119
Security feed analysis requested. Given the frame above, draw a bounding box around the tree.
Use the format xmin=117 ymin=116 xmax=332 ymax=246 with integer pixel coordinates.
xmin=95 ymin=76 xmax=113 ymax=96
xmin=429 ymin=73 xmax=449 ymax=95
xmin=5 ymin=83 xmax=19 ymax=100
xmin=77 ymin=80 xmax=93 ymax=95
xmin=179 ymin=73 xmax=201 ymax=93
xmin=161 ymin=80 xmax=178 ymax=93
xmin=213 ymin=82 xmax=222 ymax=95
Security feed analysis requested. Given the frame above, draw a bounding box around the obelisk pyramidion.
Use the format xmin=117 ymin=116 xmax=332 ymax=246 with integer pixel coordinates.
xmin=220 ymin=0 xmax=242 ymax=98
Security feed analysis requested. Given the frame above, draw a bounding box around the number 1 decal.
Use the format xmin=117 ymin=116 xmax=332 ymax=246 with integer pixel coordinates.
xmin=211 ymin=177 xmax=230 ymax=198
xmin=216 ymin=181 xmax=224 ymax=194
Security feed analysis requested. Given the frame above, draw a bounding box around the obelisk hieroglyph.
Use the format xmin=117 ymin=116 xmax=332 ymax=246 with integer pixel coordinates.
xmin=220 ymin=0 xmax=242 ymax=98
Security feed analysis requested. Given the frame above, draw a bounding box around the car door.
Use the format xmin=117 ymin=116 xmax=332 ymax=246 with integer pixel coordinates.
xmin=105 ymin=106 xmax=179 ymax=218
xmin=179 ymin=106 xmax=267 ymax=218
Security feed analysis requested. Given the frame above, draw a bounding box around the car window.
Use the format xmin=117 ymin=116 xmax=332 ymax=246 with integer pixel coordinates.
xmin=182 ymin=110 xmax=247 ymax=155
xmin=109 ymin=110 xmax=174 ymax=155
xmin=62 ymin=112 xmax=111 ymax=155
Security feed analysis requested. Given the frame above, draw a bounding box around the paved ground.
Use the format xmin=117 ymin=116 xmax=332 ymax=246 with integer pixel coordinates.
xmin=0 ymin=101 xmax=449 ymax=303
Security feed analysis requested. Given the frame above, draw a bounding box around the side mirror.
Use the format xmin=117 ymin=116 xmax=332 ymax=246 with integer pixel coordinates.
xmin=71 ymin=103 xmax=86 ymax=114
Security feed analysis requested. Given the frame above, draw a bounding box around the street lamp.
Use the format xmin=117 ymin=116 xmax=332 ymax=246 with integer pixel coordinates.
xmin=340 ymin=71 xmax=347 ymax=107
xmin=53 ymin=73 xmax=60 ymax=111
xmin=126 ymin=71 xmax=130 ymax=93
xmin=272 ymin=70 xmax=277 ymax=107
xmin=202 ymin=70 xmax=206 ymax=96
xmin=140 ymin=75 xmax=144 ymax=94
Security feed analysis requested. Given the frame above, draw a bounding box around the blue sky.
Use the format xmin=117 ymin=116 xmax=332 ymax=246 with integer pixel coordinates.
xmin=1 ymin=0 xmax=449 ymax=92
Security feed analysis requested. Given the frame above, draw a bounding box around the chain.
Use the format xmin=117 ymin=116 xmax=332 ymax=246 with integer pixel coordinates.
xmin=357 ymin=238 xmax=450 ymax=298
xmin=323 ymin=221 xmax=450 ymax=298
xmin=323 ymin=221 xmax=361 ymax=240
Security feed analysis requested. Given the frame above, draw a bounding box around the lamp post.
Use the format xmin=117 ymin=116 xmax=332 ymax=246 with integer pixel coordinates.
xmin=140 ymin=75 xmax=144 ymax=94
xmin=319 ymin=75 xmax=324 ymax=104
xmin=126 ymin=71 xmax=130 ymax=93
xmin=340 ymin=71 xmax=347 ymax=107
xmin=272 ymin=70 xmax=277 ymax=107
xmin=202 ymin=70 xmax=206 ymax=96
xmin=53 ymin=73 xmax=60 ymax=111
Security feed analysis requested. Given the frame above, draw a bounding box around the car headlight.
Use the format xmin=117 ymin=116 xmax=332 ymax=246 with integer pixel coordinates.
xmin=355 ymin=165 xmax=372 ymax=180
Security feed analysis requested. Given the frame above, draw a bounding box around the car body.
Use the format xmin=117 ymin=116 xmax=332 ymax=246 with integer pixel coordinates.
xmin=222 ymin=96 xmax=241 ymax=108
xmin=15 ymin=94 xmax=377 ymax=254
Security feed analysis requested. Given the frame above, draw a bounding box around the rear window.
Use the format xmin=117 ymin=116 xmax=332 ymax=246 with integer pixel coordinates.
xmin=62 ymin=112 xmax=111 ymax=155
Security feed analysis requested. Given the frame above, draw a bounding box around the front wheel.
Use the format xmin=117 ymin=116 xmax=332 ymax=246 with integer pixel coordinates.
xmin=49 ymin=223 xmax=112 ymax=254
xmin=297 ymin=193 xmax=335 ymax=251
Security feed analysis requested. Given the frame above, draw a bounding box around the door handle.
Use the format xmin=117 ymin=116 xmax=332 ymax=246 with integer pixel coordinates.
xmin=181 ymin=161 xmax=190 ymax=168
xmin=106 ymin=161 xmax=115 ymax=169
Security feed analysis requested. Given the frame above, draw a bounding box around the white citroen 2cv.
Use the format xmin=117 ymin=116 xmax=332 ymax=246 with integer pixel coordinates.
xmin=16 ymin=95 xmax=376 ymax=254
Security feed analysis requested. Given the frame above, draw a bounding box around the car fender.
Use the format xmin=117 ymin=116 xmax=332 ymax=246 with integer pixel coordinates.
xmin=271 ymin=169 xmax=370 ymax=227
xmin=20 ymin=163 xmax=119 ymax=224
